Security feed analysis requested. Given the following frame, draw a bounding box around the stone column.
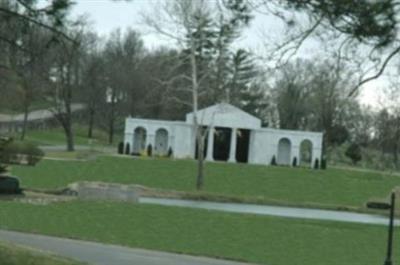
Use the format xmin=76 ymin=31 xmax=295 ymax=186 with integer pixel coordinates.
xmin=291 ymin=144 xmax=300 ymax=167
xmin=206 ymin=127 xmax=214 ymax=161
xmin=146 ymin=133 xmax=155 ymax=149
xmin=228 ymin=128 xmax=237 ymax=163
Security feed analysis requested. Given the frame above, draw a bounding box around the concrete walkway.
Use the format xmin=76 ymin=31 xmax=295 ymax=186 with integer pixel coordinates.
xmin=140 ymin=198 xmax=399 ymax=226
xmin=0 ymin=230 xmax=255 ymax=265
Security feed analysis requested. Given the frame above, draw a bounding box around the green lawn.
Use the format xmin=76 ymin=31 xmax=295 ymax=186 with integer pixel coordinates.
xmin=0 ymin=242 xmax=84 ymax=265
xmin=0 ymin=200 xmax=396 ymax=265
xmin=11 ymin=156 xmax=400 ymax=209
xmin=18 ymin=124 xmax=116 ymax=147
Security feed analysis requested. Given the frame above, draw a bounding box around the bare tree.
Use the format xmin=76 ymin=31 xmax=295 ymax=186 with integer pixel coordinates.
xmin=254 ymin=0 xmax=400 ymax=96
xmin=271 ymin=57 xmax=359 ymax=152
xmin=100 ymin=29 xmax=145 ymax=144
xmin=144 ymin=0 xmax=253 ymax=190
xmin=80 ymin=32 xmax=107 ymax=139
xmin=272 ymin=59 xmax=313 ymax=130
xmin=375 ymin=81 xmax=400 ymax=168
xmin=143 ymin=0 xmax=216 ymax=190
xmin=10 ymin=27 xmax=54 ymax=140
xmin=46 ymin=24 xmax=87 ymax=151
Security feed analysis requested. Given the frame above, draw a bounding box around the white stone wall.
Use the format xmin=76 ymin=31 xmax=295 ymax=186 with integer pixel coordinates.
xmin=124 ymin=118 xmax=194 ymax=158
xmin=171 ymin=123 xmax=195 ymax=159
xmin=249 ymin=128 xmax=323 ymax=167
xmin=124 ymin=112 xmax=323 ymax=167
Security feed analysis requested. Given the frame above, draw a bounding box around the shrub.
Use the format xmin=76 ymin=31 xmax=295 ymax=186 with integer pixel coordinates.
xmin=0 ymin=176 xmax=21 ymax=194
xmin=125 ymin=143 xmax=130 ymax=155
xmin=345 ymin=143 xmax=362 ymax=165
xmin=2 ymin=141 xmax=23 ymax=164
xmin=167 ymin=147 xmax=173 ymax=158
xmin=314 ymin=158 xmax=320 ymax=169
xmin=2 ymin=141 xmax=44 ymax=166
xmin=292 ymin=157 xmax=297 ymax=167
xmin=24 ymin=142 xmax=44 ymax=166
xmin=271 ymin=155 xmax=277 ymax=166
xmin=0 ymin=165 xmax=6 ymax=174
xmin=118 ymin=142 xmax=124 ymax=154
xmin=147 ymin=144 xmax=153 ymax=157
xmin=321 ymin=157 xmax=327 ymax=170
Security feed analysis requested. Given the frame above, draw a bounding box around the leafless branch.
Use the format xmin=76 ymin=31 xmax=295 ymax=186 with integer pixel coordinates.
xmin=266 ymin=16 xmax=323 ymax=66
xmin=169 ymin=96 xmax=193 ymax=107
xmin=0 ymin=7 xmax=75 ymax=43
xmin=349 ymin=45 xmax=400 ymax=97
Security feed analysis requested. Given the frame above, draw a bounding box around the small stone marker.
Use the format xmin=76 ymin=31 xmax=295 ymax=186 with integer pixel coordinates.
xmin=68 ymin=182 xmax=139 ymax=203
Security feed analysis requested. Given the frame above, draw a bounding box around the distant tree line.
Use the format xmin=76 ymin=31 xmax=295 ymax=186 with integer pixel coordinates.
xmin=2 ymin=0 xmax=400 ymax=172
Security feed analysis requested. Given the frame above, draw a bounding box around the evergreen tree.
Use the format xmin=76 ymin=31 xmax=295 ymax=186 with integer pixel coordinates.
xmin=345 ymin=143 xmax=362 ymax=165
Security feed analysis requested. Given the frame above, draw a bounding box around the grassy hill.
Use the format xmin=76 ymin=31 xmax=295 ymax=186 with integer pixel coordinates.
xmin=20 ymin=124 xmax=115 ymax=147
xmin=0 ymin=200 xmax=395 ymax=265
xmin=3 ymin=155 xmax=400 ymax=265
xmin=11 ymin=155 xmax=400 ymax=211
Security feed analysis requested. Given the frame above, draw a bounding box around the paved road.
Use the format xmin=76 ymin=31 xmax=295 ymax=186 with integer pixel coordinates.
xmin=0 ymin=104 xmax=85 ymax=123
xmin=0 ymin=230 xmax=255 ymax=265
xmin=140 ymin=198 xmax=399 ymax=226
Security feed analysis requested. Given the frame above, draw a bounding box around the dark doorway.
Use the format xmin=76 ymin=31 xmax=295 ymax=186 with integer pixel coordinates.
xmin=213 ymin=127 xmax=231 ymax=161
xmin=195 ymin=126 xmax=208 ymax=159
xmin=236 ymin=129 xmax=250 ymax=163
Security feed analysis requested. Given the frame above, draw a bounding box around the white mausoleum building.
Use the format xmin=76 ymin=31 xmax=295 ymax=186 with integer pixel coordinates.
xmin=124 ymin=103 xmax=323 ymax=167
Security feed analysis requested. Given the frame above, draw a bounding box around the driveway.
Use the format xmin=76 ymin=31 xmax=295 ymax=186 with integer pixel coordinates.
xmin=0 ymin=230 xmax=256 ymax=265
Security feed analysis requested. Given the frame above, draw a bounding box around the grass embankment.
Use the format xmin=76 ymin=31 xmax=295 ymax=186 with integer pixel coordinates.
xmin=0 ymin=200 xmax=396 ymax=265
xmin=12 ymin=156 xmax=400 ymax=210
xmin=0 ymin=241 xmax=84 ymax=265
xmin=10 ymin=124 xmax=120 ymax=148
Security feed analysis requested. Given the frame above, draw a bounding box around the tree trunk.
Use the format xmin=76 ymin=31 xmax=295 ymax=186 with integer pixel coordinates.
xmin=108 ymin=117 xmax=114 ymax=145
xmin=196 ymin=129 xmax=205 ymax=190
xmin=20 ymin=104 xmax=29 ymax=141
xmin=394 ymin=120 xmax=400 ymax=169
xmin=66 ymin=123 xmax=75 ymax=152
xmin=108 ymin=106 xmax=115 ymax=145
xmin=65 ymin=100 xmax=74 ymax=152
xmin=87 ymin=108 xmax=95 ymax=139
xmin=59 ymin=115 xmax=75 ymax=152
xmin=393 ymin=140 xmax=399 ymax=169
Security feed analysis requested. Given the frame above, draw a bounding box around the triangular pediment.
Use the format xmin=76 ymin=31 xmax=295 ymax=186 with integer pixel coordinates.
xmin=186 ymin=103 xmax=261 ymax=129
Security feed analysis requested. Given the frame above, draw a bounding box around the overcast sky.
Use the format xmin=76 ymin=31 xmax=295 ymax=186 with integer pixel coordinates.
xmin=64 ymin=0 xmax=385 ymax=108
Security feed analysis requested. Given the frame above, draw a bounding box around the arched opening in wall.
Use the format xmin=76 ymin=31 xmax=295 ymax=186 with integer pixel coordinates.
xmin=213 ymin=127 xmax=231 ymax=161
xmin=300 ymin=139 xmax=313 ymax=167
xmin=277 ymin=138 xmax=291 ymax=165
xmin=155 ymin=128 xmax=169 ymax=156
xmin=236 ymin=129 xmax=250 ymax=163
xmin=133 ymin=127 xmax=147 ymax=155
xmin=195 ymin=126 xmax=208 ymax=159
